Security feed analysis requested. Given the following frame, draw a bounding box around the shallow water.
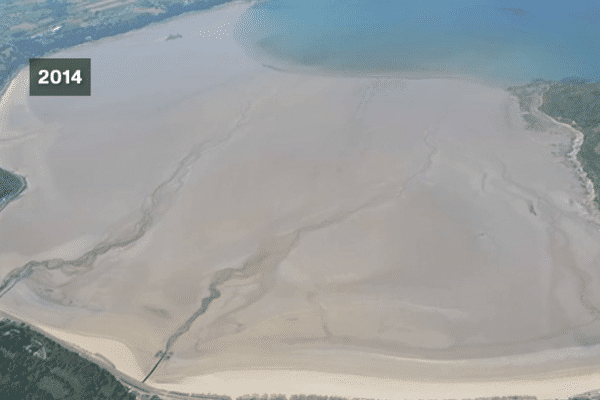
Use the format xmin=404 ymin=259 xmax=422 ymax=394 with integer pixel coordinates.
xmin=234 ymin=0 xmax=600 ymax=84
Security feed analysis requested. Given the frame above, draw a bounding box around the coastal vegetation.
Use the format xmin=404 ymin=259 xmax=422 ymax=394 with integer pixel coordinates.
xmin=0 ymin=318 xmax=137 ymax=400
xmin=539 ymin=81 xmax=600 ymax=208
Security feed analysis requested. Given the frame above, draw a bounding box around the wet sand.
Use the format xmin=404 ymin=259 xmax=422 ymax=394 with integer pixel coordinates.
xmin=1 ymin=2 xmax=600 ymax=399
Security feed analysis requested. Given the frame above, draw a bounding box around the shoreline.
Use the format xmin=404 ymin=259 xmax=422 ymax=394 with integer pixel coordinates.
xmin=0 ymin=0 xmax=253 ymax=98
xmin=0 ymin=309 xmax=229 ymax=400
xmin=6 ymin=304 xmax=600 ymax=400
xmin=150 ymin=368 xmax=600 ymax=400
xmin=1 ymin=2 xmax=600 ymax=400
xmin=530 ymin=88 xmax=600 ymax=224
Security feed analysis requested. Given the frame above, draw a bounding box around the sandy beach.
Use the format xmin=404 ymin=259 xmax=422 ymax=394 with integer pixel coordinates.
xmin=4 ymin=304 xmax=600 ymax=399
xmin=1 ymin=1 xmax=600 ymax=399
xmin=151 ymin=368 xmax=600 ymax=400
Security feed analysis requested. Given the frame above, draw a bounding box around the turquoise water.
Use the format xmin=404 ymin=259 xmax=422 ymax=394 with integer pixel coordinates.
xmin=233 ymin=0 xmax=600 ymax=85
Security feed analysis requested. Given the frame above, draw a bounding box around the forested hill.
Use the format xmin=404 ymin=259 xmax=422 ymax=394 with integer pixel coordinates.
xmin=539 ymin=80 xmax=600 ymax=209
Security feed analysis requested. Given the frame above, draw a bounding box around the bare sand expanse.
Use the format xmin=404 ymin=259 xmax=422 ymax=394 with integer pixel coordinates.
xmin=153 ymin=368 xmax=600 ymax=400
xmin=2 ymin=1 xmax=600 ymax=399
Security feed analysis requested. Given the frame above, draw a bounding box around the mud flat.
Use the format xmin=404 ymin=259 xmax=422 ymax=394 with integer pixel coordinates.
xmin=1 ymin=2 xmax=600 ymax=400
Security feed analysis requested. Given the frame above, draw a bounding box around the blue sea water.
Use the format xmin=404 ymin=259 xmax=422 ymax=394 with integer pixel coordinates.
xmin=233 ymin=0 xmax=600 ymax=85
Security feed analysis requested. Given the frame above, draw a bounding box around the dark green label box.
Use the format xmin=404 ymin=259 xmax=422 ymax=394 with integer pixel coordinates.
xmin=29 ymin=58 xmax=91 ymax=96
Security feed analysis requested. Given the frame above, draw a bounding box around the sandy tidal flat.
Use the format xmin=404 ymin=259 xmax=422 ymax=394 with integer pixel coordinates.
xmin=1 ymin=2 xmax=600 ymax=399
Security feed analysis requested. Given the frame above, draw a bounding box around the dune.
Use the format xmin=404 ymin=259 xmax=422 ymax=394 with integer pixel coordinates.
xmin=1 ymin=1 xmax=600 ymax=399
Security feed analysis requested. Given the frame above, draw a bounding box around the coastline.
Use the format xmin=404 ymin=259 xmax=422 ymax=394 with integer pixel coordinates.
xmin=7 ymin=302 xmax=600 ymax=400
xmin=150 ymin=368 xmax=600 ymax=400
xmin=0 ymin=0 xmax=250 ymax=100
xmin=537 ymin=81 xmax=600 ymax=215
xmin=0 ymin=308 xmax=230 ymax=400
xmin=1 ymin=2 xmax=600 ymax=400
xmin=531 ymin=89 xmax=600 ymax=223
xmin=507 ymin=81 xmax=600 ymax=224
xmin=0 ymin=73 xmax=29 ymax=214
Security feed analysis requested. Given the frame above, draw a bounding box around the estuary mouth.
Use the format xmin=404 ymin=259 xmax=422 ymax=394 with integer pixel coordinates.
xmin=1 ymin=1 xmax=600 ymax=399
